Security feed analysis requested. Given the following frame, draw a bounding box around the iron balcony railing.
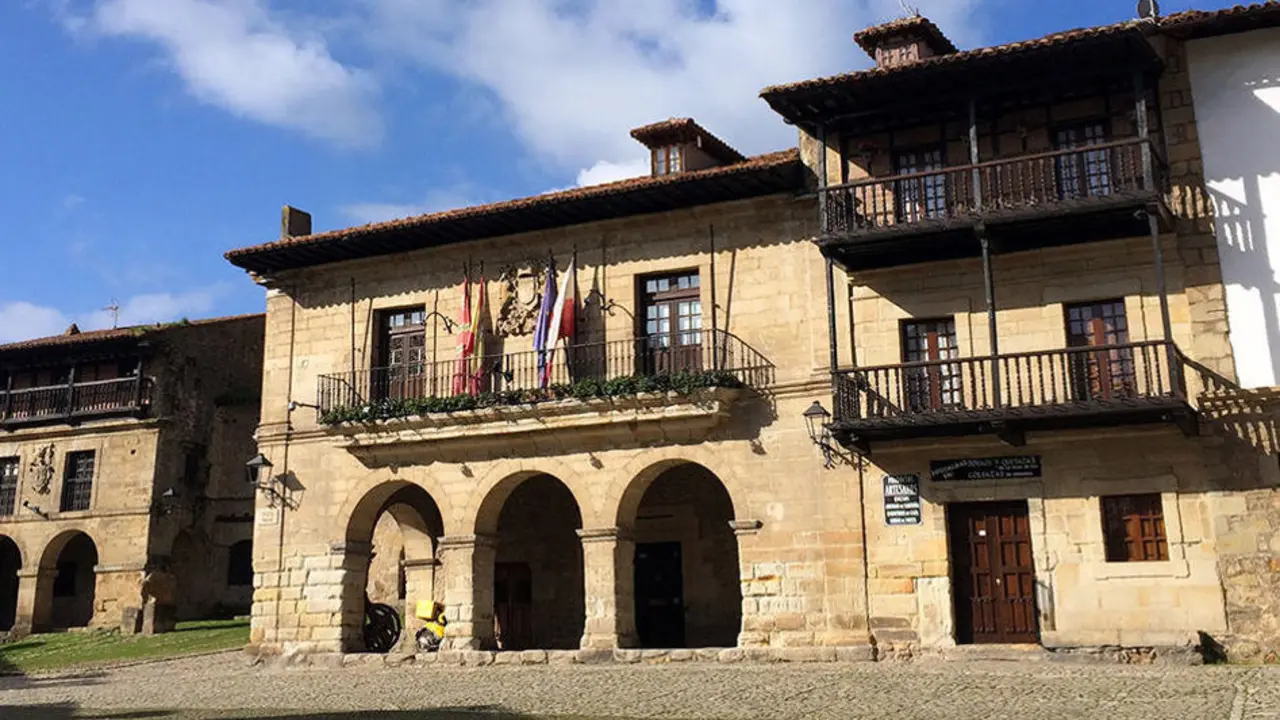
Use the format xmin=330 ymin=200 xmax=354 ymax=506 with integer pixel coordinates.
xmin=834 ymin=341 xmax=1187 ymax=427
xmin=317 ymin=329 xmax=774 ymax=417
xmin=1 ymin=376 xmax=153 ymax=427
xmin=821 ymin=138 xmax=1164 ymax=237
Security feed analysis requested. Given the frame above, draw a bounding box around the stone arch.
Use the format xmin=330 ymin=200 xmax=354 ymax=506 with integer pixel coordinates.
xmin=617 ymin=460 xmax=742 ymax=649
xmin=472 ymin=472 xmax=585 ymax=650
xmin=37 ymin=530 xmax=99 ymax=630
xmin=469 ymin=458 xmax=595 ymax=535
xmin=613 ymin=449 xmax=742 ymax=532
xmin=0 ymin=535 xmax=21 ymax=632
xmin=341 ymin=480 xmax=445 ymax=654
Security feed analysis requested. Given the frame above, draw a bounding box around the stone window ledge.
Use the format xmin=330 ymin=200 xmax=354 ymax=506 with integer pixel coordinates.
xmin=1090 ymin=559 xmax=1191 ymax=581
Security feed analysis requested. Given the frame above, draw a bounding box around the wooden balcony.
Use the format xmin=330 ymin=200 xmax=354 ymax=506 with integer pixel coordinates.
xmin=316 ymin=329 xmax=773 ymax=425
xmin=1 ymin=376 xmax=153 ymax=429
xmin=831 ymin=341 xmax=1194 ymax=448
xmin=820 ymin=138 xmax=1168 ymax=270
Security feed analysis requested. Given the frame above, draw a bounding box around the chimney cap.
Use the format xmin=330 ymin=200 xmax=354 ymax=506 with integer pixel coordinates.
xmin=853 ymin=15 xmax=958 ymax=59
xmin=630 ymin=118 xmax=746 ymax=165
xmin=64 ymin=323 xmax=81 ymax=336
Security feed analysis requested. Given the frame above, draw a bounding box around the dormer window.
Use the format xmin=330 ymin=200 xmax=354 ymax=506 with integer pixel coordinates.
xmin=654 ymin=145 xmax=684 ymax=176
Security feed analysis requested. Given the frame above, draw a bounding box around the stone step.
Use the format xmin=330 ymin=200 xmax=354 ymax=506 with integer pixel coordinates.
xmin=935 ymin=644 xmax=1052 ymax=663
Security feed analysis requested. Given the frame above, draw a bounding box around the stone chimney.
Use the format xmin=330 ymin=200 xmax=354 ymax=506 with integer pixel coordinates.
xmin=281 ymin=205 xmax=312 ymax=239
xmin=854 ymin=15 xmax=958 ymax=69
xmin=630 ymin=118 xmax=746 ymax=178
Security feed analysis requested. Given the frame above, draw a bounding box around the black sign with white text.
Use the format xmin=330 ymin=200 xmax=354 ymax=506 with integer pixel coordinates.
xmin=930 ymin=456 xmax=1042 ymax=482
xmin=883 ymin=474 xmax=922 ymax=526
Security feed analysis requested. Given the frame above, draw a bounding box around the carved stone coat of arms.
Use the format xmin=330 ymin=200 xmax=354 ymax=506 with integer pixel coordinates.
xmin=495 ymin=264 xmax=544 ymax=337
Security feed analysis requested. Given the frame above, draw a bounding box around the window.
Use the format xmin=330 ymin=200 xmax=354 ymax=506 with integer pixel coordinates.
xmin=901 ymin=319 xmax=962 ymax=412
xmin=227 ymin=540 xmax=254 ymax=587
xmin=654 ymin=145 xmax=683 ymax=175
xmin=895 ymin=147 xmax=946 ymax=223
xmin=60 ymin=451 xmax=95 ymax=512
xmin=376 ymin=307 xmax=428 ymax=400
xmin=0 ymin=458 xmax=17 ymax=516
xmin=1065 ymin=300 xmax=1136 ymax=402
xmin=639 ymin=271 xmax=702 ymax=374
xmin=1102 ymin=494 xmax=1169 ymax=562
xmin=1055 ymin=122 xmax=1112 ymax=199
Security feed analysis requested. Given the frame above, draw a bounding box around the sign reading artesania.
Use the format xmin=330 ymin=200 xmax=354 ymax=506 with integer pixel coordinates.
xmin=930 ymin=456 xmax=1042 ymax=482
xmin=883 ymin=474 xmax=922 ymax=526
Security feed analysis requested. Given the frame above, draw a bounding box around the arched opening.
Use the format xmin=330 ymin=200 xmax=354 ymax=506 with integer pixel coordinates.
xmin=342 ymin=482 xmax=444 ymax=654
xmin=622 ymin=463 xmax=741 ymax=649
xmin=41 ymin=531 xmax=99 ymax=630
xmin=478 ymin=474 xmax=584 ymax=651
xmin=0 ymin=536 xmax=20 ymax=631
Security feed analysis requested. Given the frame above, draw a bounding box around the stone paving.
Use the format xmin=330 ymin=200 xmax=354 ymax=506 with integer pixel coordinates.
xmin=0 ymin=651 xmax=1278 ymax=719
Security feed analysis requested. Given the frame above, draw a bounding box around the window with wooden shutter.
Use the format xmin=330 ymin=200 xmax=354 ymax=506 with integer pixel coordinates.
xmin=1102 ymin=494 xmax=1169 ymax=562
xmin=60 ymin=451 xmax=95 ymax=513
xmin=0 ymin=458 xmax=17 ymax=517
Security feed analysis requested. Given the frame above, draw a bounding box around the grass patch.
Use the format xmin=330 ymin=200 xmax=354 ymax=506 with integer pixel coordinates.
xmin=0 ymin=618 xmax=249 ymax=674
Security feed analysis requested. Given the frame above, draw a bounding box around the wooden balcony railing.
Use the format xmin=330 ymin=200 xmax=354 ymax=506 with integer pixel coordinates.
xmin=317 ymin=329 xmax=774 ymax=419
xmin=1 ymin=376 xmax=152 ymax=427
xmin=833 ymin=341 xmax=1188 ymax=434
xmin=821 ymin=138 xmax=1164 ymax=237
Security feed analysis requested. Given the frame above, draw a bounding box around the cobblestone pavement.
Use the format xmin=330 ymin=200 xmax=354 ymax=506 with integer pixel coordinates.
xmin=1 ymin=652 xmax=1279 ymax=719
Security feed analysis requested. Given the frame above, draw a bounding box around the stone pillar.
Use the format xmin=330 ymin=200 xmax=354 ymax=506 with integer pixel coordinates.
xmin=437 ymin=535 xmax=497 ymax=650
xmin=401 ymin=557 xmax=440 ymax=649
xmin=13 ymin=568 xmax=53 ymax=635
xmin=332 ymin=541 xmax=371 ymax=654
xmin=730 ymin=519 xmax=765 ymax=648
xmin=577 ymin=527 xmax=638 ymax=649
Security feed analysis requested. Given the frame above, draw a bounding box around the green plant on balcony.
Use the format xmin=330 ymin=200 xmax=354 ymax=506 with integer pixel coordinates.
xmin=319 ymin=369 xmax=744 ymax=425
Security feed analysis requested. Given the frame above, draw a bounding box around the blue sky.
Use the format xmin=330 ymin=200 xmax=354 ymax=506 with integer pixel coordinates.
xmin=0 ymin=0 xmax=1234 ymax=342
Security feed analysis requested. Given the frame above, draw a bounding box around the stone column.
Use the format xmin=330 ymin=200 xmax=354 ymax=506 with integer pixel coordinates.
xmin=332 ymin=541 xmax=371 ymax=654
xmin=437 ymin=534 xmax=497 ymax=650
xmin=577 ymin=527 xmax=638 ymax=649
xmin=730 ymin=519 xmax=765 ymax=648
xmin=13 ymin=568 xmax=54 ymax=635
xmin=401 ymin=557 xmax=440 ymax=649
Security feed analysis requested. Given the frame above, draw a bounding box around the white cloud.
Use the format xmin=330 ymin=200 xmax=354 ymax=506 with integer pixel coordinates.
xmin=67 ymin=0 xmax=381 ymax=148
xmin=62 ymin=193 xmax=87 ymax=211
xmin=360 ymin=0 xmax=984 ymax=178
xmin=339 ymin=185 xmax=484 ymax=225
xmin=0 ymin=286 xmax=228 ymax=344
xmin=576 ymin=158 xmax=651 ymax=187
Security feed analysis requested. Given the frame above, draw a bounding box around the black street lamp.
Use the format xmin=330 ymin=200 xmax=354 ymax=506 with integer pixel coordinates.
xmin=802 ymin=401 xmax=844 ymax=469
xmin=244 ymin=453 xmax=274 ymax=489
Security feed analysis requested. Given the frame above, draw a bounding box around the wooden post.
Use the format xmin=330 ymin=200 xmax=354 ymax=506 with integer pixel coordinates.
xmin=709 ymin=224 xmax=719 ymax=370
xmin=2 ymin=372 xmax=11 ymax=423
xmin=980 ymin=229 xmax=1001 ymax=407
xmin=133 ymin=357 xmax=146 ymax=412
xmin=969 ymin=99 xmax=983 ymax=213
xmin=826 ymin=258 xmax=839 ymax=379
xmin=1135 ymin=72 xmax=1174 ymax=373
xmin=1134 ymin=71 xmax=1155 ymax=191
xmin=817 ymin=123 xmax=829 ymax=232
xmin=64 ymin=363 xmax=77 ymax=419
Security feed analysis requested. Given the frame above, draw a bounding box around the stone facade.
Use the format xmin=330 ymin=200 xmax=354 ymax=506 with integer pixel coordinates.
xmin=0 ymin=315 xmax=264 ymax=633
xmin=234 ymin=20 xmax=1280 ymax=663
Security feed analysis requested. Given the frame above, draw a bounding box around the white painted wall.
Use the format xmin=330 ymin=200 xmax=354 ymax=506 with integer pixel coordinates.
xmin=1188 ymin=29 xmax=1280 ymax=388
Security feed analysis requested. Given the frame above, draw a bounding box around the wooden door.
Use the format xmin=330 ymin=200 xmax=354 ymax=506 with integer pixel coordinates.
xmin=901 ymin=319 xmax=962 ymax=413
xmin=493 ymin=562 xmax=533 ymax=651
xmin=1055 ymin=122 xmax=1112 ymax=199
xmin=640 ymin=273 xmax=703 ymax=376
xmin=949 ymin=501 xmax=1039 ymax=645
xmin=1065 ymin=300 xmax=1136 ymax=402
xmin=376 ymin=308 xmax=427 ymax=401
xmin=634 ymin=542 xmax=685 ymax=649
xmin=895 ymin=147 xmax=946 ymax=224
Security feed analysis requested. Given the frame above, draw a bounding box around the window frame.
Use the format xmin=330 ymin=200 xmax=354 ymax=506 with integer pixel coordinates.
xmin=653 ymin=145 xmax=684 ymax=176
xmin=0 ymin=456 xmax=18 ymax=517
xmin=59 ymin=450 xmax=95 ymax=513
xmin=1101 ymin=493 xmax=1169 ymax=563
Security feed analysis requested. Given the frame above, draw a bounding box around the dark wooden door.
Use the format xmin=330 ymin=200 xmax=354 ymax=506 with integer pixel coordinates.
xmin=895 ymin=147 xmax=946 ymax=224
xmin=640 ymin=273 xmax=703 ymax=376
xmin=1055 ymin=122 xmax=1112 ymax=199
xmin=902 ymin=318 xmax=961 ymax=412
xmin=376 ymin=308 xmax=427 ymax=401
xmin=1065 ymin=300 xmax=1136 ymax=402
xmin=493 ymin=562 xmax=533 ymax=651
xmin=634 ymin=542 xmax=685 ymax=649
xmin=949 ymin=501 xmax=1039 ymax=645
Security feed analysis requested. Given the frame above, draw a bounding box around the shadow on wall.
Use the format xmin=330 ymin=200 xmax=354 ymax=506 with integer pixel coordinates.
xmin=1197 ymin=57 xmax=1280 ymax=387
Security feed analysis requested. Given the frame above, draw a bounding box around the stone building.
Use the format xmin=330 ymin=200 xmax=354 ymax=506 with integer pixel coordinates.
xmin=227 ymin=5 xmax=1280 ymax=661
xmin=0 ymin=314 xmax=264 ymax=634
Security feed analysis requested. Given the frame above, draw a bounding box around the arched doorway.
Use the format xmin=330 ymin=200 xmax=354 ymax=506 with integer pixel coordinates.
xmin=476 ymin=474 xmax=584 ymax=651
xmin=41 ymin=531 xmax=99 ymax=630
xmin=620 ymin=463 xmax=741 ymax=649
xmin=342 ymin=482 xmax=444 ymax=653
xmin=0 ymin=536 xmax=20 ymax=631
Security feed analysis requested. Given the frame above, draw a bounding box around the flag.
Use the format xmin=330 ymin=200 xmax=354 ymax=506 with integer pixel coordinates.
xmin=452 ymin=272 xmax=473 ymax=395
xmin=558 ymin=255 xmax=577 ymax=345
xmin=533 ymin=257 xmax=557 ymax=387
xmin=467 ymin=274 xmax=487 ymax=395
xmin=542 ymin=255 xmax=576 ymax=387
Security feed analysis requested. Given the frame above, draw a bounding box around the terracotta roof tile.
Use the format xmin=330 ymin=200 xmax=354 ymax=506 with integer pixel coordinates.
xmin=225 ymin=148 xmax=798 ymax=268
xmin=853 ymin=15 xmax=959 ymax=58
xmin=0 ymin=313 xmax=264 ymax=355
xmin=629 ymin=118 xmax=746 ymax=164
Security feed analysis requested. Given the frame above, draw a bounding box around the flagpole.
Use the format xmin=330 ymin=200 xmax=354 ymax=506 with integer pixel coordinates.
xmin=709 ymin=224 xmax=718 ymax=371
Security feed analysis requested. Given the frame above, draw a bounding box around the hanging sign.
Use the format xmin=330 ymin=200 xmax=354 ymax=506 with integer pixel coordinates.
xmin=930 ymin=455 xmax=1042 ymax=482
xmin=883 ymin=474 xmax=922 ymax=526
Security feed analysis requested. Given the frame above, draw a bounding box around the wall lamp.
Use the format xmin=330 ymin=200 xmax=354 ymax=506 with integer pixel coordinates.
xmin=803 ymin=401 xmax=844 ymax=470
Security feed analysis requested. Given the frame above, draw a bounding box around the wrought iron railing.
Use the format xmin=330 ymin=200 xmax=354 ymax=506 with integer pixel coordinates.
xmin=1 ymin=376 xmax=152 ymax=426
xmin=834 ymin=341 xmax=1186 ymax=425
xmin=317 ymin=329 xmax=773 ymax=417
xmin=821 ymin=138 xmax=1164 ymax=236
